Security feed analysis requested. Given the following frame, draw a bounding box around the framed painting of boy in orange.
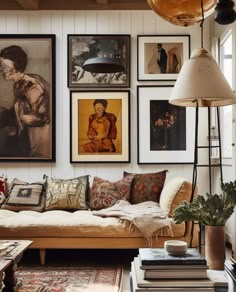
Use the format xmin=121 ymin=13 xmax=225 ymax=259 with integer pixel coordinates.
xmin=70 ymin=91 xmax=130 ymax=163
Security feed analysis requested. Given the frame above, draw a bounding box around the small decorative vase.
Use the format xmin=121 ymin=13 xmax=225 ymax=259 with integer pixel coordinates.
xmin=205 ymin=225 xmax=225 ymax=270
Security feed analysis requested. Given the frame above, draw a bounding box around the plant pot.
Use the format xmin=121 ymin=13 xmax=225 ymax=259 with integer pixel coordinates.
xmin=205 ymin=225 xmax=225 ymax=270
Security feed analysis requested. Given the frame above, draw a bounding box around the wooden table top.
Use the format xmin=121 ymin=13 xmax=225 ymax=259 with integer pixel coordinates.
xmin=0 ymin=240 xmax=32 ymax=272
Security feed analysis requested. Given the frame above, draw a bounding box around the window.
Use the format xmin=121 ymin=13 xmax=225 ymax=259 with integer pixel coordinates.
xmin=220 ymin=31 xmax=233 ymax=161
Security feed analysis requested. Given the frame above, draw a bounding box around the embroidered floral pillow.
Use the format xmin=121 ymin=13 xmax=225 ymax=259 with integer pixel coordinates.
xmin=124 ymin=170 xmax=168 ymax=204
xmin=89 ymin=175 xmax=134 ymax=210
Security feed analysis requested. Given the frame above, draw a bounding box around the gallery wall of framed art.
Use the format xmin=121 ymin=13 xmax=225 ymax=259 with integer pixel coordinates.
xmin=0 ymin=11 xmax=209 ymax=192
xmin=0 ymin=34 xmax=56 ymax=162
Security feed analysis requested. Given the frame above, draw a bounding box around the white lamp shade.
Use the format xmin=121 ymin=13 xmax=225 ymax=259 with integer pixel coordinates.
xmin=169 ymin=48 xmax=236 ymax=107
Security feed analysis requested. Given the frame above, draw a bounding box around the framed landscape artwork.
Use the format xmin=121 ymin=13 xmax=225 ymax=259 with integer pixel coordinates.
xmin=68 ymin=34 xmax=131 ymax=88
xmin=137 ymin=85 xmax=195 ymax=164
xmin=0 ymin=34 xmax=56 ymax=162
xmin=137 ymin=35 xmax=190 ymax=81
xmin=70 ymin=91 xmax=130 ymax=163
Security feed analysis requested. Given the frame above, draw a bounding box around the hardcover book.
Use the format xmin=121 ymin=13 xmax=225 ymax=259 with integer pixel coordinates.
xmin=139 ymin=248 xmax=207 ymax=265
xmin=144 ymin=267 xmax=208 ymax=279
xmin=133 ymin=257 xmax=214 ymax=289
xmin=130 ymin=266 xmax=214 ymax=292
xmin=224 ymin=259 xmax=236 ymax=283
xmin=138 ymin=256 xmax=209 ymax=270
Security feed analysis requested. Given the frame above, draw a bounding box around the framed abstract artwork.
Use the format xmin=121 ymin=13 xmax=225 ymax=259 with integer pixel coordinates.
xmin=0 ymin=34 xmax=56 ymax=162
xmin=137 ymin=85 xmax=195 ymax=164
xmin=70 ymin=90 xmax=130 ymax=163
xmin=67 ymin=34 xmax=131 ymax=88
xmin=137 ymin=35 xmax=190 ymax=81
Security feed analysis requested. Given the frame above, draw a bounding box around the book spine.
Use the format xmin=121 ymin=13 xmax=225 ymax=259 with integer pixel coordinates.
xmin=140 ymin=265 xmax=208 ymax=270
xmin=141 ymin=260 xmax=207 ymax=265
xmin=144 ymin=271 xmax=208 ymax=280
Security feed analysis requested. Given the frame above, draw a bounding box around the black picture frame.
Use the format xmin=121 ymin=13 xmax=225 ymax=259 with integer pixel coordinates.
xmin=0 ymin=34 xmax=56 ymax=162
xmin=70 ymin=90 xmax=130 ymax=163
xmin=137 ymin=35 xmax=190 ymax=81
xmin=137 ymin=85 xmax=195 ymax=164
xmin=67 ymin=34 xmax=131 ymax=88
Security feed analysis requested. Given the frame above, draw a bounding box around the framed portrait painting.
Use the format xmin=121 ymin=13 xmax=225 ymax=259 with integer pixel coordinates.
xmin=137 ymin=86 xmax=195 ymax=164
xmin=137 ymin=35 xmax=190 ymax=81
xmin=0 ymin=34 xmax=56 ymax=162
xmin=68 ymin=34 xmax=131 ymax=88
xmin=70 ymin=91 xmax=130 ymax=163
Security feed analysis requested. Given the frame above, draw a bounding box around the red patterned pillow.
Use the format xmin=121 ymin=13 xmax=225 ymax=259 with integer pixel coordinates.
xmin=124 ymin=170 xmax=168 ymax=204
xmin=0 ymin=176 xmax=7 ymax=206
xmin=89 ymin=175 xmax=134 ymax=210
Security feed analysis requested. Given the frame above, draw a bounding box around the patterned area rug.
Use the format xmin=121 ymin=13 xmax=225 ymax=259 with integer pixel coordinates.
xmin=15 ymin=266 xmax=123 ymax=292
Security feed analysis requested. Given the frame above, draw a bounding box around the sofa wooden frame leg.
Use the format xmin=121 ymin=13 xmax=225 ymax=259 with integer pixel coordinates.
xmin=40 ymin=249 xmax=46 ymax=265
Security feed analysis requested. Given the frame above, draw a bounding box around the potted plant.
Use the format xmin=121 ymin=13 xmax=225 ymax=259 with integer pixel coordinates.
xmin=172 ymin=180 xmax=236 ymax=270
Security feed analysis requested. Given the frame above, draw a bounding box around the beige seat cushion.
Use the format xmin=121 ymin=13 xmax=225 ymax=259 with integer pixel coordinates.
xmin=0 ymin=209 xmax=185 ymax=238
xmin=159 ymin=177 xmax=193 ymax=217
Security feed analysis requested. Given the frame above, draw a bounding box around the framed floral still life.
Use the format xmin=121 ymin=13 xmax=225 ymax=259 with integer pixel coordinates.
xmin=137 ymin=86 xmax=195 ymax=164
xmin=137 ymin=35 xmax=190 ymax=81
xmin=70 ymin=91 xmax=130 ymax=163
xmin=67 ymin=34 xmax=131 ymax=88
xmin=0 ymin=34 xmax=56 ymax=162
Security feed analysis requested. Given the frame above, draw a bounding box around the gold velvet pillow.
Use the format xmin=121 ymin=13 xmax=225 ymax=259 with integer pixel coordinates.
xmin=45 ymin=175 xmax=89 ymax=210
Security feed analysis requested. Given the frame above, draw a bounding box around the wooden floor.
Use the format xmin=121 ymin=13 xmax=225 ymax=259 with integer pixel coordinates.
xmin=19 ymin=246 xmax=233 ymax=292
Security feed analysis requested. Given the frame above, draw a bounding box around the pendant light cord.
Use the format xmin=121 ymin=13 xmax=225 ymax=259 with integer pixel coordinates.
xmin=200 ymin=0 xmax=204 ymax=48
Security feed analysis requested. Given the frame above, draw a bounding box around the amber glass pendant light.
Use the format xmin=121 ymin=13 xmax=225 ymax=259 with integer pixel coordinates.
xmin=147 ymin=0 xmax=216 ymax=26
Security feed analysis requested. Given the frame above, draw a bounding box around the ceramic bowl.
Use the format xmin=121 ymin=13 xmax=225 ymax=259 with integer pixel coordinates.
xmin=164 ymin=240 xmax=187 ymax=256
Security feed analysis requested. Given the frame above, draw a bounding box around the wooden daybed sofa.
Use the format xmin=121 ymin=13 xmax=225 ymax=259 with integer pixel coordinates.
xmin=0 ymin=175 xmax=198 ymax=265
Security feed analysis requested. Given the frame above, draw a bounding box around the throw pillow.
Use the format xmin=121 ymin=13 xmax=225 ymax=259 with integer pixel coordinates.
xmin=124 ymin=170 xmax=168 ymax=204
xmin=1 ymin=179 xmax=45 ymax=212
xmin=45 ymin=175 xmax=89 ymax=210
xmin=159 ymin=177 xmax=193 ymax=217
xmin=0 ymin=176 xmax=7 ymax=206
xmin=89 ymin=175 xmax=134 ymax=210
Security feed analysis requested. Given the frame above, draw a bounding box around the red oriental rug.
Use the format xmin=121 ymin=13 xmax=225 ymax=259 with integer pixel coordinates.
xmin=15 ymin=266 xmax=123 ymax=292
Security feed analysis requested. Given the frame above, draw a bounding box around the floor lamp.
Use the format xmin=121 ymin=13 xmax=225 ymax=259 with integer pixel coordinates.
xmin=147 ymin=0 xmax=236 ymax=252
xmin=169 ymin=47 xmax=236 ymax=249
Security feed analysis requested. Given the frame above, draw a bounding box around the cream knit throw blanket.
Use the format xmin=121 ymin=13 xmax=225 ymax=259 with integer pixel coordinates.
xmin=92 ymin=200 xmax=173 ymax=246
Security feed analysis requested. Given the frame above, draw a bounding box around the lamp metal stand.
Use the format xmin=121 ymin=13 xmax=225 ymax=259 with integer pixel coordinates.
xmin=190 ymin=106 xmax=223 ymax=251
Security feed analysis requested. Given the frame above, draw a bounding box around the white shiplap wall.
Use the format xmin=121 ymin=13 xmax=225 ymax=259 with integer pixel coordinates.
xmin=0 ymin=10 xmax=211 ymax=195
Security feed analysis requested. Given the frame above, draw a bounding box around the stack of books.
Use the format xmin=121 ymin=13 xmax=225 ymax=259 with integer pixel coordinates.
xmin=130 ymin=248 xmax=228 ymax=292
xmin=224 ymin=258 xmax=236 ymax=284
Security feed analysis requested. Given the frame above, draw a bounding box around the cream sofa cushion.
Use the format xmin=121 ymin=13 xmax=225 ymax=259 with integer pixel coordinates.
xmin=160 ymin=177 xmax=192 ymax=217
xmin=0 ymin=209 xmax=185 ymax=238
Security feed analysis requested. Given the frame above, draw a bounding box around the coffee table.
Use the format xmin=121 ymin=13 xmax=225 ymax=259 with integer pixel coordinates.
xmin=0 ymin=240 xmax=32 ymax=291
